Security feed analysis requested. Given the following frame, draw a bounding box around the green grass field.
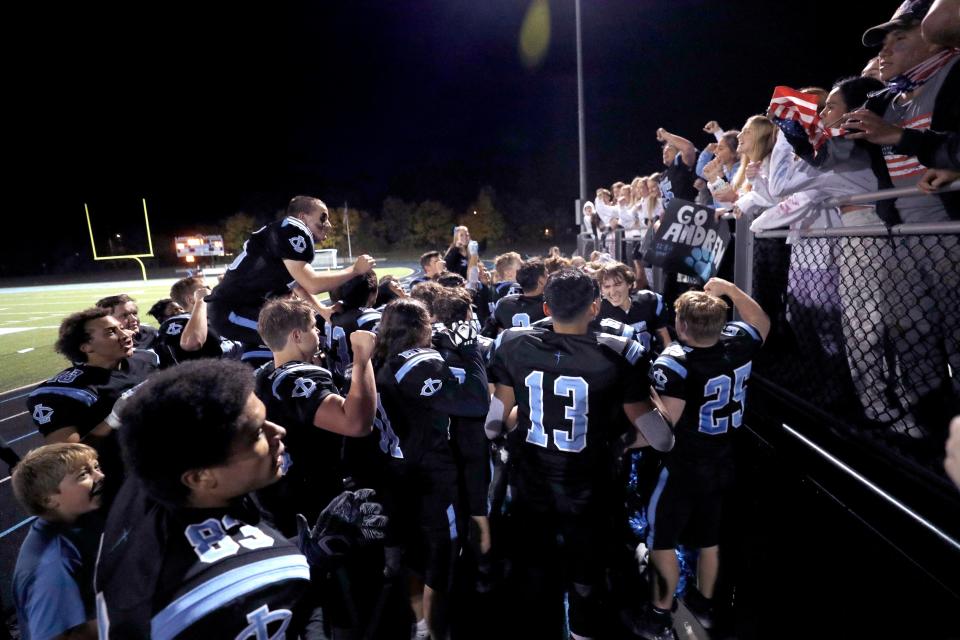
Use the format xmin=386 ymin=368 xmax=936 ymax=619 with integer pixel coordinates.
xmin=0 ymin=268 xmax=412 ymax=393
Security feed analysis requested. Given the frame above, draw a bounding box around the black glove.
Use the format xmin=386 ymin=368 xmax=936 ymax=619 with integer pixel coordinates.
xmin=295 ymin=488 xmax=388 ymax=568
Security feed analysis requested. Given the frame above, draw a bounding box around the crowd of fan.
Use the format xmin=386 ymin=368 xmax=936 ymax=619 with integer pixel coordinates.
xmin=585 ymin=0 xmax=960 ymax=451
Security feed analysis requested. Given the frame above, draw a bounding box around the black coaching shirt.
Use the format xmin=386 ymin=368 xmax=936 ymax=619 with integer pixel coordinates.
xmin=253 ymin=360 xmax=343 ymax=537
xmin=649 ymin=321 xmax=763 ymax=463
xmin=206 ymin=217 xmax=315 ymax=317
xmin=487 ymin=325 xmax=649 ymax=512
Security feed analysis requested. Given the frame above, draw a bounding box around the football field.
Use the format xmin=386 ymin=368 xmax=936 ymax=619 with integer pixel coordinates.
xmin=0 ymin=267 xmax=412 ymax=394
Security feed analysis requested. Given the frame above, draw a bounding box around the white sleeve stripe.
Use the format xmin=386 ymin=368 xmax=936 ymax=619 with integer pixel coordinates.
xmin=395 ymin=352 xmax=444 ymax=383
xmin=281 ymin=217 xmax=312 ymax=237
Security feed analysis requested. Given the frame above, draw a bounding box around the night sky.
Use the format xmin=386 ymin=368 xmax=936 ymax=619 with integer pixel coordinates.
xmin=7 ymin=1 xmax=897 ymax=275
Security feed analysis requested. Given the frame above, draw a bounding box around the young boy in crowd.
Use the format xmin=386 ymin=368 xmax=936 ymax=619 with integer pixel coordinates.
xmin=12 ymin=443 xmax=105 ymax=640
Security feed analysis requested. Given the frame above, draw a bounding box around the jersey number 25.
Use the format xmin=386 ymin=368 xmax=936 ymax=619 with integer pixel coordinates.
xmin=699 ymin=362 xmax=751 ymax=435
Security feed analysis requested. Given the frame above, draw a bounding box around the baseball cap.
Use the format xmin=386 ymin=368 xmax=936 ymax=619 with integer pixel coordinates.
xmin=862 ymin=0 xmax=934 ymax=46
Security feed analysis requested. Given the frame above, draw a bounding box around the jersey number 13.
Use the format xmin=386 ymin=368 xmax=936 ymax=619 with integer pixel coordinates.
xmin=524 ymin=371 xmax=589 ymax=453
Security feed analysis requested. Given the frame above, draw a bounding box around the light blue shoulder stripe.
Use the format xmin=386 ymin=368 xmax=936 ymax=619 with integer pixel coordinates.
xmin=228 ymin=312 xmax=259 ymax=330
xmin=395 ymin=352 xmax=444 ymax=383
xmin=29 ymin=386 xmax=98 ymax=406
xmin=653 ymin=356 xmax=687 ymax=379
xmin=358 ymin=312 xmax=381 ymax=327
xmin=150 ymin=554 xmax=309 ymax=640
xmin=241 ymin=350 xmax=274 ymax=362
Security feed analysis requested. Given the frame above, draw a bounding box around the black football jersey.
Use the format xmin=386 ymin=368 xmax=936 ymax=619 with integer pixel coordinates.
xmin=206 ymin=217 xmax=314 ymax=315
xmin=253 ymin=361 xmax=343 ymax=536
xmin=477 ymin=281 xmax=521 ymax=321
xmin=487 ymin=326 xmax=649 ymax=509
xmin=325 ymin=307 xmax=381 ymax=386
xmin=374 ymin=346 xmax=488 ymax=463
xmin=431 ymin=329 xmax=488 ymax=470
xmin=95 ymin=480 xmax=309 ymax=640
xmin=492 ymin=294 xmax=547 ymax=332
xmin=26 ymin=350 xmax=159 ymax=438
xmin=157 ymin=314 xmax=243 ymax=368
xmin=649 ymin=321 xmax=763 ymax=462
xmin=593 ymin=290 xmax=668 ymax=352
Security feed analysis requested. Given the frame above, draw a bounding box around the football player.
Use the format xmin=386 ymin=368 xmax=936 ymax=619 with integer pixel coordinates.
xmin=631 ymin=277 xmax=769 ymax=639
xmin=156 ymin=276 xmax=242 ymax=368
xmin=205 ymin=195 xmax=375 ymax=363
xmin=594 ymin=261 xmax=672 ymax=353
xmin=95 ymin=360 xmax=387 ymax=638
xmin=27 ymin=308 xmax=158 ymax=502
xmin=484 ymin=257 xmax=548 ymax=335
xmin=374 ymin=298 xmax=489 ymax=639
xmin=485 ymin=268 xmax=667 ymax=640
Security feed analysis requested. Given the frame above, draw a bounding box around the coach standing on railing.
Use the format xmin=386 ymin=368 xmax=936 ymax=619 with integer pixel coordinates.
xmin=206 ymin=196 xmax=375 ymax=366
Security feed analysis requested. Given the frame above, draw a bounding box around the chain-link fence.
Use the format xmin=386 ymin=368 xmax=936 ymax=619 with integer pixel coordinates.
xmin=749 ymin=223 xmax=960 ymax=479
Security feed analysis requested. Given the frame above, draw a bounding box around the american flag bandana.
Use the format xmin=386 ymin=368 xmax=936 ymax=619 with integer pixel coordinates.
xmin=768 ymin=86 xmax=838 ymax=151
xmin=869 ymin=48 xmax=960 ymax=97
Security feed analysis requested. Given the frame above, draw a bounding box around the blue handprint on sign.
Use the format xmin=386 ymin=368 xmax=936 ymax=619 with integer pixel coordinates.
xmin=684 ymin=247 xmax=715 ymax=282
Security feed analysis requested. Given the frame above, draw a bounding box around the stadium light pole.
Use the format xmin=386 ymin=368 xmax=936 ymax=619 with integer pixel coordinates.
xmin=575 ymin=0 xmax=587 ymax=211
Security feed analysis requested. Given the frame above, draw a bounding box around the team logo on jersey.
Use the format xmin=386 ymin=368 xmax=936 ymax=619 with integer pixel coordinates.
xmin=235 ymin=605 xmax=292 ymax=640
xmin=291 ymin=377 xmax=316 ymax=399
xmin=166 ymin=323 xmax=184 ymax=336
xmin=420 ymin=378 xmax=443 ymax=397
xmin=652 ymin=369 xmax=668 ymax=391
xmin=32 ymin=404 xmax=54 ymax=425
xmin=54 ymin=369 xmax=83 ymax=384
xmin=289 ymin=236 xmax=307 ymax=254
xmin=721 ymin=324 xmax=740 ymax=337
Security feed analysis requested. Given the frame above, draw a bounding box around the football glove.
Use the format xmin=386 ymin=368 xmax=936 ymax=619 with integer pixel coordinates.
xmin=295 ymin=488 xmax=388 ymax=568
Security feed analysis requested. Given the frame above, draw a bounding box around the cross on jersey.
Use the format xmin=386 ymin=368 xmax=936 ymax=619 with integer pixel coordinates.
xmin=291 ymin=377 xmax=316 ymax=399
xmin=32 ymin=404 xmax=54 ymax=425
xmin=288 ymin=236 xmax=307 ymax=253
xmin=652 ymin=369 xmax=669 ymax=391
xmin=420 ymin=378 xmax=443 ymax=397
xmin=236 ymin=604 xmax=293 ymax=640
